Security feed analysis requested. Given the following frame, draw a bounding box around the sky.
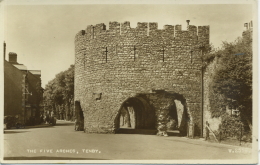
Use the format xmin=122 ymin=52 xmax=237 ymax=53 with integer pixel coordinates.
xmin=2 ymin=1 xmax=254 ymax=88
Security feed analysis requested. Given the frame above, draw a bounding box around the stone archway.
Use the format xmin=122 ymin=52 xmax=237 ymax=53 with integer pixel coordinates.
xmin=166 ymin=99 xmax=189 ymax=136
xmin=141 ymin=91 xmax=190 ymax=136
xmin=119 ymin=105 xmax=137 ymax=129
xmin=113 ymin=91 xmax=190 ymax=136
xmin=114 ymin=96 xmax=156 ymax=134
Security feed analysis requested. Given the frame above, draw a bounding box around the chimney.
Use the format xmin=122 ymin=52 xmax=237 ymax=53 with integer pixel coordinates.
xmin=249 ymin=21 xmax=253 ymax=28
xmin=186 ymin=20 xmax=190 ymax=26
xmin=244 ymin=23 xmax=248 ymax=30
xmin=3 ymin=41 xmax=6 ymax=60
xmin=186 ymin=20 xmax=190 ymax=30
xmin=9 ymin=52 xmax=18 ymax=64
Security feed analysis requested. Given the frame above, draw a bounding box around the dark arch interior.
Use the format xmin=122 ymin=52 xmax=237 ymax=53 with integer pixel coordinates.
xmin=75 ymin=101 xmax=84 ymax=121
xmin=115 ymin=97 xmax=156 ymax=134
xmin=74 ymin=101 xmax=84 ymax=131
xmin=167 ymin=102 xmax=179 ymax=130
xmin=114 ymin=92 xmax=189 ymax=136
xmin=165 ymin=99 xmax=189 ymax=136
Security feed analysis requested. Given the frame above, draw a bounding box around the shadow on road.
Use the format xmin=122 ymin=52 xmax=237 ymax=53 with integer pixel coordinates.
xmin=115 ymin=128 xmax=183 ymax=136
xmin=4 ymin=122 xmax=74 ymax=132
xmin=115 ymin=128 xmax=157 ymax=135
xmin=54 ymin=122 xmax=74 ymax=126
xmin=167 ymin=131 xmax=181 ymax=137
xmin=4 ymin=156 xmax=108 ymax=160
xmin=4 ymin=126 xmax=55 ymax=132
xmin=4 ymin=131 xmax=29 ymax=134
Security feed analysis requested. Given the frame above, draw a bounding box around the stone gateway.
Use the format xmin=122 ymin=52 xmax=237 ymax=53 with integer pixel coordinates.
xmin=74 ymin=21 xmax=210 ymax=136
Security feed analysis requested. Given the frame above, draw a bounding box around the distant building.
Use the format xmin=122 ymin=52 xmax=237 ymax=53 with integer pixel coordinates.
xmin=4 ymin=51 xmax=43 ymax=125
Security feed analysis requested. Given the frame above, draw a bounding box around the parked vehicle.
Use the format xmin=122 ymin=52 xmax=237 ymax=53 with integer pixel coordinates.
xmin=4 ymin=116 xmax=25 ymax=129
xmin=49 ymin=115 xmax=57 ymax=126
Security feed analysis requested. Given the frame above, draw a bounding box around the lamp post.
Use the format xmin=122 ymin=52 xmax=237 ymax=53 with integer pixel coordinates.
xmin=199 ymin=45 xmax=205 ymax=138
xmin=3 ymin=41 xmax=6 ymax=60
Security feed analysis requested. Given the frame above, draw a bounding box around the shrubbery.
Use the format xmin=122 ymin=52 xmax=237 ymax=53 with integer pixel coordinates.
xmin=219 ymin=115 xmax=244 ymax=140
xmin=203 ymin=31 xmax=252 ymax=142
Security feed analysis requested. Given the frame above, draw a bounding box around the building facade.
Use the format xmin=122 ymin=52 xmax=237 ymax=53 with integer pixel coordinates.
xmin=4 ymin=52 xmax=43 ymax=125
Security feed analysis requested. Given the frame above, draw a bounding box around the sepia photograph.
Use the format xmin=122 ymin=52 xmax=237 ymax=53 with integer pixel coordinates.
xmin=0 ymin=0 xmax=258 ymax=164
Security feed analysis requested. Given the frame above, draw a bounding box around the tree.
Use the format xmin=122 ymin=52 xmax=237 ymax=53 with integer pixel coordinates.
xmin=208 ymin=36 xmax=252 ymax=130
xmin=64 ymin=65 xmax=75 ymax=120
xmin=43 ymin=65 xmax=75 ymax=120
xmin=60 ymin=65 xmax=74 ymax=120
xmin=43 ymin=79 xmax=57 ymax=115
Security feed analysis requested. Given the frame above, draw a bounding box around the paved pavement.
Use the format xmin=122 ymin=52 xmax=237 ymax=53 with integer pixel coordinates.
xmin=3 ymin=120 xmax=254 ymax=161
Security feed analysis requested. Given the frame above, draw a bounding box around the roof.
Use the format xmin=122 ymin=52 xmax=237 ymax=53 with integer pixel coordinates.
xmin=13 ymin=64 xmax=27 ymax=70
xmin=8 ymin=52 xmax=17 ymax=55
xmin=29 ymin=70 xmax=41 ymax=75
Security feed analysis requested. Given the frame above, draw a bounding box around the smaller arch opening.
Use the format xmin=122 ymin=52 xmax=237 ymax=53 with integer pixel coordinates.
xmin=167 ymin=103 xmax=179 ymax=131
xmin=153 ymin=91 xmax=190 ymax=137
xmin=167 ymin=93 xmax=190 ymax=136
xmin=74 ymin=101 xmax=84 ymax=131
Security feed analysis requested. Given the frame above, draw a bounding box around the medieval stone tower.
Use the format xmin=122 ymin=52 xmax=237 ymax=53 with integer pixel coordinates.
xmin=74 ymin=21 xmax=209 ymax=136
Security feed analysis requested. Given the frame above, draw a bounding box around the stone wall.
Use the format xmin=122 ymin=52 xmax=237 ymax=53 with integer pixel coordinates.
xmin=203 ymin=58 xmax=221 ymax=135
xmin=74 ymin=21 xmax=210 ymax=135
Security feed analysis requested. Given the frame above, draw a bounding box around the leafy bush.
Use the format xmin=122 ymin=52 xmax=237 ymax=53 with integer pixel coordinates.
xmin=219 ymin=114 xmax=244 ymax=140
xmin=241 ymin=129 xmax=252 ymax=142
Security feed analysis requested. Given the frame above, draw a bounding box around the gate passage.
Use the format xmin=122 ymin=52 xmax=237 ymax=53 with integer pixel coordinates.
xmin=74 ymin=21 xmax=209 ymax=135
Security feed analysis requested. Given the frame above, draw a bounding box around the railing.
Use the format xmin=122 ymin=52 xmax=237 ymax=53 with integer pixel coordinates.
xmin=205 ymin=121 xmax=246 ymax=146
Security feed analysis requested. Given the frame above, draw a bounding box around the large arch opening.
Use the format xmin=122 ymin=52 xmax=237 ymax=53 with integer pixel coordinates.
xmin=113 ymin=92 xmax=190 ymax=136
xmin=114 ymin=97 xmax=156 ymax=134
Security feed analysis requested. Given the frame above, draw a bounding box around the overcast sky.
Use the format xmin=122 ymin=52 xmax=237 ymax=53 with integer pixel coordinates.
xmin=3 ymin=1 xmax=254 ymax=87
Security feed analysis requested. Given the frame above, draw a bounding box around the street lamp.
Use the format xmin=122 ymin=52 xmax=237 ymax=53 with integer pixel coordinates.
xmin=199 ymin=45 xmax=206 ymax=138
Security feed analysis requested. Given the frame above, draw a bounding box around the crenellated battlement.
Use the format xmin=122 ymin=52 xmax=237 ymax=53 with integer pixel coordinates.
xmin=175 ymin=25 xmax=182 ymax=31
xmin=75 ymin=21 xmax=209 ymax=66
xmin=242 ymin=21 xmax=253 ymax=43
xmin=149 ymin=22 xmax=158 ymax=30
xmin=75 ymin=21 xmax=209 ymax=43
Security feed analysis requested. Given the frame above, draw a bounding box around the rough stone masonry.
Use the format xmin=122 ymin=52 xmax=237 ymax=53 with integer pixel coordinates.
xmin=74 ymin=21 xmax=210 ymax=136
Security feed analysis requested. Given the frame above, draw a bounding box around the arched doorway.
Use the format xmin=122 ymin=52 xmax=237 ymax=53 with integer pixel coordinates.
xmin=119 ymin=98 xmax=143 ymax=129
xmin=147 ymin=91 xmax=189 ymax=137
xmin=167 ymin=102 xmax=179 ymax=131
xmin=167 ymin=96 xmax=189 ymax=136
xmin=115 ymin=97 xmax=156 ymax=134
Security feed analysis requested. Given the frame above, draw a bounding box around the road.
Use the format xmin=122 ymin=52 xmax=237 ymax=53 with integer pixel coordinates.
xmin=3 ymin=120 xmax=253 ymax=161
